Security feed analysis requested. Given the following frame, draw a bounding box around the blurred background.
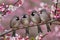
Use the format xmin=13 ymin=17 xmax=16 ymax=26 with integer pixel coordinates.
xmin=0 ymin=0 xmax=60 ymax=40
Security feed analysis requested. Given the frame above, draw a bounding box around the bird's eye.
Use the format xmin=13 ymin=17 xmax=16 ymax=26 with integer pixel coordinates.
xmin=16 ymin=17 xmax=19 ymax=20
xmin=31 ymin=12 xmax=35 ymax=16
xmin=23 ymin=14 xmax=26 ymax=18
xmin=40 ymin=10 xmax=43 ymax=14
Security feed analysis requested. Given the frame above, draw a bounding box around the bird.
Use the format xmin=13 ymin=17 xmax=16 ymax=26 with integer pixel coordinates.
xmin=10 ymin=16 xmax=20 ymax=28
xmin=21 ymin=14 xmax=30 ymax=35
xmin=30 ymin=10 xmax=42 ymax=33
xmin=10 ymin=16 xmax=20 ymax=37
xmin=39 ymin=9 xmax=51 ymax=32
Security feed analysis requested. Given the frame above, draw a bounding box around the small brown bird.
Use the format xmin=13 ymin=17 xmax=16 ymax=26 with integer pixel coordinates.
xmin=30 ymin=10 xmax=42 ymax=33
xmin=21 ymin=14 xmax=30 ymax=35
xmin=39 ymin=9 xmax=51 ymax=32
xmin=10 ymin=16 xmax=20 ymax=28
xmin=10 ymin=16 xmax=20 ymax=37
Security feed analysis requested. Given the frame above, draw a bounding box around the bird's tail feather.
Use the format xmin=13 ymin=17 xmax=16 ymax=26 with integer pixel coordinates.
xmin=12 ymin=30 xmax=16 ymax=37
xmin=37 ymin=25 xmax=42 ymax=33
xmin=26 ymin=27 xmax=29 ymax=35
xmin=46 ymin=24 xmax=51 ymax=32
